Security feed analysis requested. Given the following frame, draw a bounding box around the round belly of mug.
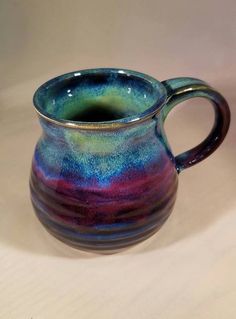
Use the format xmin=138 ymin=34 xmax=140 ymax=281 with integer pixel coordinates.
xmin=30 ymin=159 xmax=178 ymax=252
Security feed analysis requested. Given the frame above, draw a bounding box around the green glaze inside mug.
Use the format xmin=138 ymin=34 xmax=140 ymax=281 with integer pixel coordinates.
xmin=33 ymin=69 xmax=166 ymax=127
xmin=30 ymin=68 xmax=230 ymax=252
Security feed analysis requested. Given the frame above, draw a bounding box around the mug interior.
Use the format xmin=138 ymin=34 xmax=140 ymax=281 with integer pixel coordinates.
xmin=33 ymin=69 xmax=166 ymax=124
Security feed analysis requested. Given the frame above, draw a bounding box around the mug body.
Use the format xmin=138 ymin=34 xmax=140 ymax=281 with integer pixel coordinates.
xmin=30 ymin=69 xmax=178 ymax=252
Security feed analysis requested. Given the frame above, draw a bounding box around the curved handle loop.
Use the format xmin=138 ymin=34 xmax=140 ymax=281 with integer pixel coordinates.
xmin=161 ymin=78 xmax=230 ymax=173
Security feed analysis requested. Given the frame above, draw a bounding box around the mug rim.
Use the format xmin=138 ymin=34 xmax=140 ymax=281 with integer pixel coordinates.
xmin=33 ymin=68 xmax=167 ymax=130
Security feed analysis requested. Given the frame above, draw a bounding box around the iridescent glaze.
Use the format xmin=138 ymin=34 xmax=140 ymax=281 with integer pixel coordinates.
xmin=30 ymin=69 xmax=230 ymax=252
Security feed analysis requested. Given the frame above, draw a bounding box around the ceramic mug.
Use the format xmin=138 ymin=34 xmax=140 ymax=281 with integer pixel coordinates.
xmin=30 ymin=68 xmax=230 ymax=252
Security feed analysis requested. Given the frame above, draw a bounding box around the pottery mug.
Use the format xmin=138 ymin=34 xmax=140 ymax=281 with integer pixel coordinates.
xmin=30 ymin=68 xmax=230 ymax=252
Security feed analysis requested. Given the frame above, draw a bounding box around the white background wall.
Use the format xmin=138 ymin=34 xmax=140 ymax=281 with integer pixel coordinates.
xmin=1 ymin=0 xmax=235 ymax=89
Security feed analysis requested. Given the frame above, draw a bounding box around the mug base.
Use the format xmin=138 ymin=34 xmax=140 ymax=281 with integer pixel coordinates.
xmin=35 ymin=211 xmax=172 ymax=254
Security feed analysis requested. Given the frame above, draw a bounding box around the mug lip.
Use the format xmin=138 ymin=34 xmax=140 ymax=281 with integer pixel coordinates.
xmin=33 ymin=68 xmax=167 ymax=130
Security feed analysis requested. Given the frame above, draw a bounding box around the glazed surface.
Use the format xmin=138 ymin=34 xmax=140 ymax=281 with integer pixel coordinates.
xmin=30 ymin=117 xmax=178 ymax=251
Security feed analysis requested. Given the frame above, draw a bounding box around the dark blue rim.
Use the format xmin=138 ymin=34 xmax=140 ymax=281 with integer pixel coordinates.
xmin=33 ymin=68 xmax=167 ymax=129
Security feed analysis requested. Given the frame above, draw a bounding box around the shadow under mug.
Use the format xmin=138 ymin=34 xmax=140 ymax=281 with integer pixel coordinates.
xmin=30 ymin=68 xmax=230 ymax=252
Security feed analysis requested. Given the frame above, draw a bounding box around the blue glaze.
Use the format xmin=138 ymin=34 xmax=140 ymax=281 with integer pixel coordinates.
xmin=30 ymin=68 xmax=230 ymax=252
xmin=33 ymin=68 xmax=167 ymax=126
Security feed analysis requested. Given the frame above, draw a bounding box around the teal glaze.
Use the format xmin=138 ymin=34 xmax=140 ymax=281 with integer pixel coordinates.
xmin=33 ymin=69 xmax=166 ymax=126
xmin=30 ymin=69 xmax=230 ymax=252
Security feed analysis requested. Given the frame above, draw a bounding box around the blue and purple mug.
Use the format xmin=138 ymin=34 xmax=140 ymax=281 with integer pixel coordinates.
xmin=30 ymin=68 xmax=230 ymax=252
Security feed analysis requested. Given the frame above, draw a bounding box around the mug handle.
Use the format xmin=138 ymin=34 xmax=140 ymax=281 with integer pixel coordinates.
xmin=161 ymin=77 xmax=230 ymax=173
